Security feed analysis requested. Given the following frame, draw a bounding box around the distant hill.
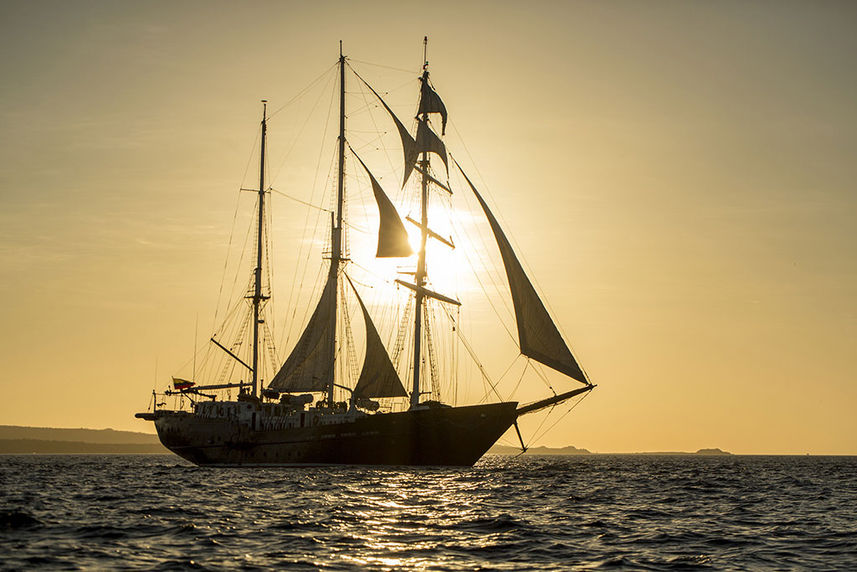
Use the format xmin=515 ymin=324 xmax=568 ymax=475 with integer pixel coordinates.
xmin=488 ymin=444 xmax=592 ymax=456
xmin=0 ymin=426 xmax=732 ymax=457
xmin=0 ymin=426 xmax=167 ymax=454
xmin=0 ymin=425 xmax=159 ymax=444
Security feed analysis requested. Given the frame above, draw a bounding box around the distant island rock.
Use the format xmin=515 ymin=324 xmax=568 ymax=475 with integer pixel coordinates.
xmin=488 ymin=444 xmax=734 ymax=456
xmin=634 ymin=448 xmax=733 ymax=456
xmin=488 ymin=444 xmax=592 ymax=456
xmin=695 ymin=448 xmax=732 ymax=455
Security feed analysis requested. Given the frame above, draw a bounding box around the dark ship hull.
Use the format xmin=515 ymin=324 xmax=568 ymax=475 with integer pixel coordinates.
xmin=140 ymin=402 xmax=518 ymax=467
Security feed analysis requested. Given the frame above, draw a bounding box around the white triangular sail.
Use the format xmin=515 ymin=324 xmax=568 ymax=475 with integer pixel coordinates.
xmin=456 ymin=161 xmax=588 ymax=384
xmin=269 ymin=273 xmax=337 ymax=392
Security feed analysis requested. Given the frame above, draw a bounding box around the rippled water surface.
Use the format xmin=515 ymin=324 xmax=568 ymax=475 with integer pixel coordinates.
xmin=1 ymin=455 xmax=856 ymax=570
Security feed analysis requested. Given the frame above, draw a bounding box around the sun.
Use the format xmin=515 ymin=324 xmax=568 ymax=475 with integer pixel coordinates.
xmin=345 ymin=191 xmax=487 ymax=313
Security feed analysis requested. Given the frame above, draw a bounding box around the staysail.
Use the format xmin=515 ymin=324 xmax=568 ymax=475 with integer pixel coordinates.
xmin=269 ymin=273 xmax=337 ymax=392
xmin=357 ymin=77 xmax=417 ymax=187
xmin=352 ymin=150 xmax=413 ymax=258
xmin=455 ymin=161 xmax=588 ymax=384
xmin=346 ymin=275 xmax=408 ymax=398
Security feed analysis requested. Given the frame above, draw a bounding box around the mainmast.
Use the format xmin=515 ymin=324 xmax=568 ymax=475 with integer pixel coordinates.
xmin=411 ymin=37 xmax=430 ymax=409
xmin=327 ymin=42 xmax=347 ymax=406
xmin=251 ymin=100 xmax=268 ymax=398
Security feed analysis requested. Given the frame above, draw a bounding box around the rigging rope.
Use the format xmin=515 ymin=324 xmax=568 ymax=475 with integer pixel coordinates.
xmin=529 ymin=359 xmax=558 ymax=393
xmin=348 ymin=70 xmax=405 ymax=205
xmin=280 ymin=90 xmax=338 ymax=351
xmin=424 ymin=301 xmax=440 ymax=402
xmin=267 ymin=63 xmax=338 ymax=121
xmin=529 ymin=389 xmax=592 ymax=446
xmin=263 ymin=185 xmax=277 ymax=375
xmin=213 ymin=133 xmax=259 ymax=333
xmin=271 ymin=67 xmax=338 ymax=189
xmin=509 ymin=360 xmax=531 ymax=400
xmin=390 ymin=295 xmax=413 ymax=371
xmin=348 ymin=58 xmax=416 ymax=74
xmin=439 ymin=304 xmax=505 ymax=403
xmin=448 ymin=211 xmax=518 ymax=346
xmin=269 ymin=187 xmax=331 ymax=213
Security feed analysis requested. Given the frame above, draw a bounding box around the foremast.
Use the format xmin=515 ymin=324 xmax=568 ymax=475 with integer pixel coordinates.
xmin=397 ymin=37 xmax=593 ymax=414
xmin=411 ymin=38 xmax=431 ymax=409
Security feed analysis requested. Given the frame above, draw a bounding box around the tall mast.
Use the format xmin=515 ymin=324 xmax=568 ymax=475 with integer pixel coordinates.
xmin=327 ymin=42 xmax=347 ymax=406
xmin=411 ymin=37 xmax=430 ymax=409
xmin=251 ymin=100 xmax=268 ymax=398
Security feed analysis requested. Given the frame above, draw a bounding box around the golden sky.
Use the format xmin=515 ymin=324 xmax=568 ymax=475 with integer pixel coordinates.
xmin=1 ymin=1 xmax=855 ymax=454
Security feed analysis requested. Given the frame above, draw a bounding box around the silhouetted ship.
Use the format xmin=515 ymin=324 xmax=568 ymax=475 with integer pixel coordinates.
xmin=136 ymin=40 xmax=595 ymax=466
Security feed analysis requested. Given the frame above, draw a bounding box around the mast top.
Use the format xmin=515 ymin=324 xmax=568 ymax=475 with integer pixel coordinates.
xmin=423 ymin=36 xmax=428 ymax=71
xmin=339 ymin=40 xmax=343 ymax=58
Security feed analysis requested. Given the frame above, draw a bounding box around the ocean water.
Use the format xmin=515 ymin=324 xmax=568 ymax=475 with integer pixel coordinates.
xmin=1 ymin=455 xmax=855 ymax=570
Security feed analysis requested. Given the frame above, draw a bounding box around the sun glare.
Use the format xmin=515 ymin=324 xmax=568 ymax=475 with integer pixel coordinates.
xmin=346 ymin=196 xmax=483 ymax=305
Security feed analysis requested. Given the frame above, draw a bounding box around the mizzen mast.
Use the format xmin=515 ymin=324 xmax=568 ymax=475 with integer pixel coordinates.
xmin=251 ymin=100 xmax=268 ymax=398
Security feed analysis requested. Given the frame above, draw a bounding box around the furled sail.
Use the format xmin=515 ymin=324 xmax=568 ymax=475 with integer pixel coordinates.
xmin=418 ymin=76 xmax=448 ymax=135
xmin=403 ymin=120 xmax=449 ymax=187
xmin=352 ymin=150 xmax=413 ymax=258
xmin=268 ymin=273 xmax=337 ymax=392
xmin=346 ymin=275 xmax=408 ymax=398
xmin=456 ymin=161 xmax=588 ymax=384
xmin=416 ymin=120 xmax=448 ymax=168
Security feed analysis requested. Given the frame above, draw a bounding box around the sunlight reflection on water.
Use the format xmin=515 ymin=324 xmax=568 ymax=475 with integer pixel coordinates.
xmin=1 ymin=455 xmax=856 ymax=570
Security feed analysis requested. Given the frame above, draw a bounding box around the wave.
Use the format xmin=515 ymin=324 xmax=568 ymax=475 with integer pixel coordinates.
xmin=1 ymin=455 xmax=855 ymax=570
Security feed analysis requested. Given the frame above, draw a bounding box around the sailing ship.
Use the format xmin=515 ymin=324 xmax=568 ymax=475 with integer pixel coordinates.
xmin=136 ymin=41 xmax=595 ymax=466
